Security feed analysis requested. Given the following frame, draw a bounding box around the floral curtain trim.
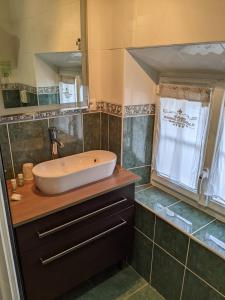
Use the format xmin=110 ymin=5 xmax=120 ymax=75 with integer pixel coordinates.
xmin=159 ymin=84 xmax=211 ymax=102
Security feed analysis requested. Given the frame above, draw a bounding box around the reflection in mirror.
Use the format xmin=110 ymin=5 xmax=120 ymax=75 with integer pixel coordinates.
xmin=35 ymin=51 xmax=86 ymax=107
xmin=0 ymin=0 xmax=88 ymax=114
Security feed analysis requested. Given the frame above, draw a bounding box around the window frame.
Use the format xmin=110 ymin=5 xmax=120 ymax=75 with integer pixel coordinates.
xmin=151 ymin=79 xmax=225 ymax=220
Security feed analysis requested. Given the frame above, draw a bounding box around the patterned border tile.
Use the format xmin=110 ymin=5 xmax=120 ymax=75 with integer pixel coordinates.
xmin=124 ymin=104 xmax=155 ymax=117
xmin=0 ymin=101 xmax=155 ymax=124
xmin=0 ymin=114 xmax=34 ymax=124
xmin=37 ymin=86 xmax=59 ymax=95
xmin=0 ymin=84 xmax=60 ymax=95
xmin=0 ymin=108 xmax=89 ymax=124
xmin=96 ymin=101 xmax=122 ymax=116
xmin=0 ymin=83 xmax=37 ymax=94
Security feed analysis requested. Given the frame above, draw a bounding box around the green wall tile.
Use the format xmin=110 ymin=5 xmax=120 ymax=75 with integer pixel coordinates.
xmin=49 ymin=114 xmax=83 ymax=157
xmin=109 ymin=115 xmax=121 ymax=164
xmin=155 ymin=217 xmax=189 ymax=264
xmin=194 ymin=220 xmax=225 ymax=257
xmin=135 ymin=202 xmax=155 ymax=239
xmin=187 ymin=239 xmax=225 ymax=295
xmin=101 ymin=113 xmax=109 ymax=151
xmin=151 ymin=245 xmax=184 ymax=300
xmin=182 ymin=270 xmax=224 ymax=300
xmin=160 ymin=201 xmax=214 ymax=234
xmin=2 ymin=90 xmax=21 ymax=108
xmin=0 ymin=125 xmax=14 ymax=179
xmin=131 ymin=229 xmax=153 ymax=281
xmin=123 ymin=116 xmax=154 ymax=169
xmin=38 ymin=93 xmax=59 ymax=105
xmin=83 ymin=113 xmax=101 ymax=151
xmin=8 ymin=120 xmax=51 ymax=174
xmin=130 ymin=166 xmax=151 ymax=185
xmin=135 ymin=187 xmax=179 ymax=212
xmin=26 ymin=92 xmax=38 ymax=106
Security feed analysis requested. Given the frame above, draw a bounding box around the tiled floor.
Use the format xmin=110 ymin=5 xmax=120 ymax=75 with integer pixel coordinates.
xmin=60 ymin=266 xmax=164 ymax=300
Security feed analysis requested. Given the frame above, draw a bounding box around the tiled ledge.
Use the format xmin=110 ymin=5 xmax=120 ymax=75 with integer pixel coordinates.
xmin=134 ymin=185 xmax=225 ymax=299
xmin=135 ymin=185 xmax=225 ymax=258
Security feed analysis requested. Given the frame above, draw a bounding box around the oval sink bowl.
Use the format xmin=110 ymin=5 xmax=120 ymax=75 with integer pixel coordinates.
xmin=32 ymin=150 xmax=117 ymax=195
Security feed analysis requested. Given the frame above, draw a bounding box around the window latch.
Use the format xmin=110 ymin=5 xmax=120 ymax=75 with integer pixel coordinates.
xmin=198 ymin=168 xmax=209 ymax=206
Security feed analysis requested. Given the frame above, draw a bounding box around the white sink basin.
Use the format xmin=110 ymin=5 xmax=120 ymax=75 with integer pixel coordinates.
xmin=32 ymin=150 xmax=117 ymax=195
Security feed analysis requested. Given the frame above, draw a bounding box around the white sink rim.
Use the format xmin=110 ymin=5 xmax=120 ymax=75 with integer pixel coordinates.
xmin=32 ymin=150 xmax=117 ymax=194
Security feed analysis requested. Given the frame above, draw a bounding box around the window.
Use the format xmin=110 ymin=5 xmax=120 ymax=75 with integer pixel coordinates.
xmin=152 ymin=82 xmax=225 ymax=216
xmin=207 ymin=111 xmax=225 ymax=206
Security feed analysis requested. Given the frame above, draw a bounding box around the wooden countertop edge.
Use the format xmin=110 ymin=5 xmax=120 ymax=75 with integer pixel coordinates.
xmin=10 ymin=168 xmax=140 ymax=228
xmin=12 ymin=179 xmax=138 ymax=227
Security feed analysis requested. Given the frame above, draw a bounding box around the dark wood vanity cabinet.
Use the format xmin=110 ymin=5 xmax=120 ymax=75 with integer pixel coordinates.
xmin=14 ymin=184 xmax=135 ymax=300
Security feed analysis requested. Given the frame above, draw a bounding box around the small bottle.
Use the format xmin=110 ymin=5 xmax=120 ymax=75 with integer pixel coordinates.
xmin=11 ymin=179 xmax=17 ymax=192
xmin=22 ymin=163 xmax=34 ymax=181
xmin=18 ymin=174 xmax=24 ymax=187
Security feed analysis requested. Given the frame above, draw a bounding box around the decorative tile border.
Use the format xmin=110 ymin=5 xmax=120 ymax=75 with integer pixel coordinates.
xmin=0 ymin=83 xmax=19 ymax=90
xmin=124 ymin=104 xmax=155 ymax=117
xmin=0 ymin=101 xmax=155 ymax=124
xmin=0 ymin=83 xmax=37 ymax=94
xmin=96 ymin=101 xmax=122 ymax=116
xmin=0 ymin=84 xmax=60 ymax=95
xmin=37 ymin=86 xmax=59 ymax=95
xmin=0 ymin=108 xmax=89 ymax=124
xmin=0 ymin=113 xmax=34 ymax=124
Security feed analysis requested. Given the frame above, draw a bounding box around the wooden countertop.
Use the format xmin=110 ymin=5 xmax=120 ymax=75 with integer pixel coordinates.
xmin=8 ymin=167 xmax=139 ymax=227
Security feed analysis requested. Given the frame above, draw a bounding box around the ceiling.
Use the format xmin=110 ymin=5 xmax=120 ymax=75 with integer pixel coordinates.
xmin=128 ymin=42 xmax=225 ymax=83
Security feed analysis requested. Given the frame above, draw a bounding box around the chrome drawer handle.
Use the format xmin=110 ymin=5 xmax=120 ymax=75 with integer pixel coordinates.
xmin=40 ymin=218 xmax=127 ymax=266
xmin=37 ymin=198 xmax=128 ymax=239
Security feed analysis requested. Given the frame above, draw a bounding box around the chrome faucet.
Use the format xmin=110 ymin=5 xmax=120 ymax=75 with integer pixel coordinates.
xmin=48 ymin=127 xmax=64 ymax=159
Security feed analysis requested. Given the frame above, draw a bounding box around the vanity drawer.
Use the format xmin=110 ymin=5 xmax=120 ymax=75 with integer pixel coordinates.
xmin=15 ymin=184 xmax=135 ymax=253
xmin=18 ymin=207 xmax=134 ymax=300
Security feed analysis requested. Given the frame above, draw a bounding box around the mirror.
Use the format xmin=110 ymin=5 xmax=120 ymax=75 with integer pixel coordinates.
xmin=0 ymin=0 xmax=88 ymax=115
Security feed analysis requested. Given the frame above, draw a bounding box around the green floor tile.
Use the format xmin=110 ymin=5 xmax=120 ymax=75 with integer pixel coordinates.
xmin=127 ymin=285 xmax=165 ymax=300
xmin=61 ymin=266 xmax=147 ymax=300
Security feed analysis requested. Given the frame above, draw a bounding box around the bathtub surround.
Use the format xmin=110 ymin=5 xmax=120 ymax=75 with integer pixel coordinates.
xmin=132 ymin=186 xmax=225 ymax=300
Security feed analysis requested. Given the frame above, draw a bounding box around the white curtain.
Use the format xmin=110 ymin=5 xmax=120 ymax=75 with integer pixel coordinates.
xmin=154 ymin=97 xmax=209 ymax=192
xmin=207 ymin=111 xmax=225 ymax=205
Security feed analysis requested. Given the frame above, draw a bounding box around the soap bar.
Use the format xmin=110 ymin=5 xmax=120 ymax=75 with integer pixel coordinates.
xmin=11 ymin=193 xmax=22 ymax=201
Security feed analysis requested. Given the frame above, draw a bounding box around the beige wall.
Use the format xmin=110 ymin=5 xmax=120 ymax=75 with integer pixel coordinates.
xmin=88 ymin=0 xmax=225 ymax=50
xmin=87 ymin=0 xmax=225 ymax=107
xmin=0 ymin=0 xmax=18 ymax=74
xmin=89 ymin=49 xmax=124 ymax=107
xmin=8 ymin=0 xmax=81 ymax=86
xmin=124 ymin=51 xmax=157 ymax=106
